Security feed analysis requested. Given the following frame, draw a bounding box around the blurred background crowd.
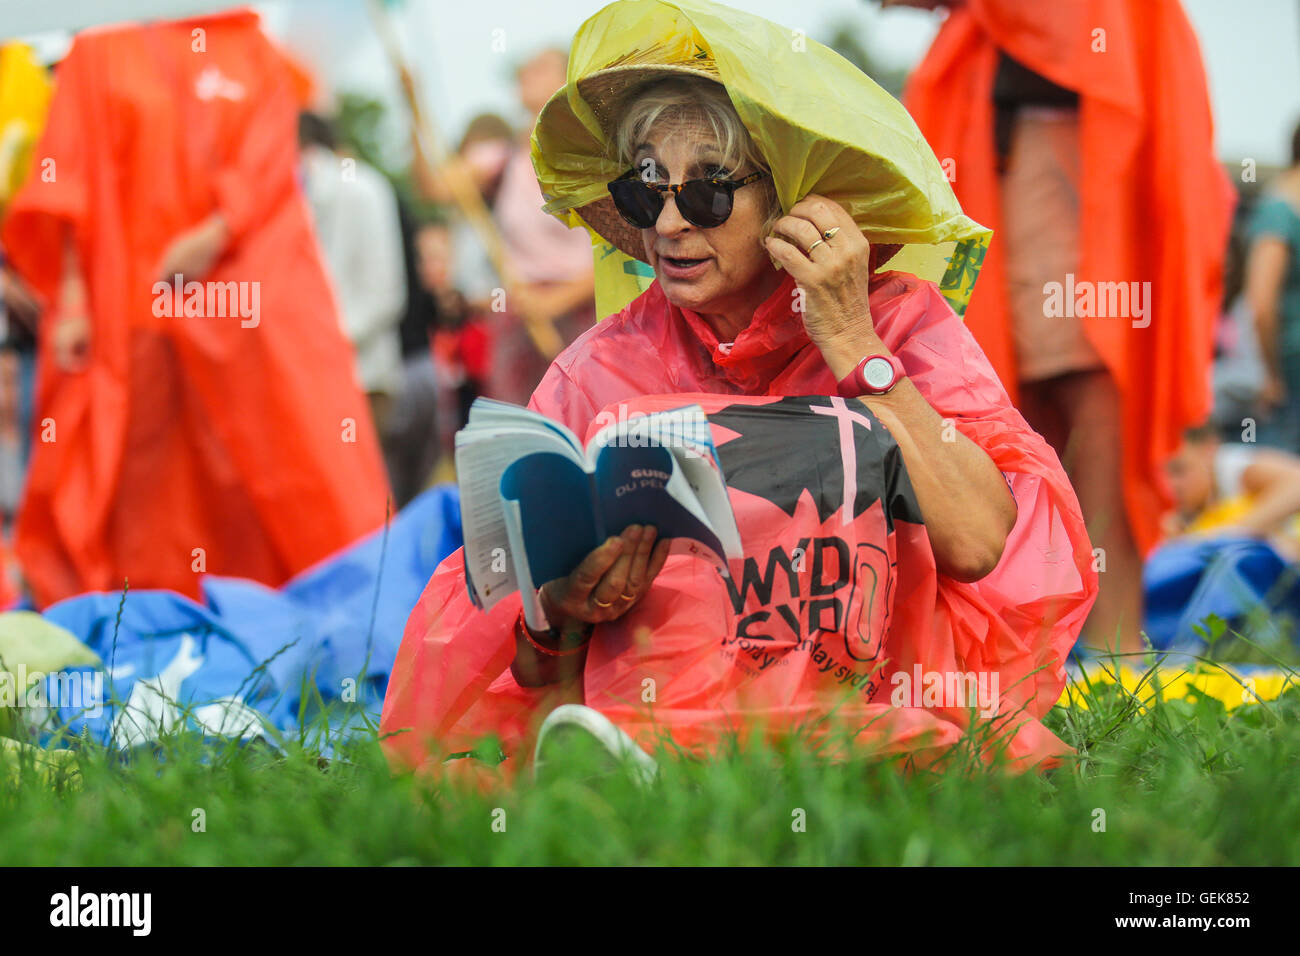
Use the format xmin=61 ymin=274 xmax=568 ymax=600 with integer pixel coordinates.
xmin=0 ymin=20 xmax=601 ymax=513
xmin=0 ymin=0 xmax=1298 ymax=652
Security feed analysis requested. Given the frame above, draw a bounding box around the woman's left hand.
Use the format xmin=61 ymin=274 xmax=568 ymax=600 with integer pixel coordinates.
xmin=769 ymin=195 xmax=1018 ymax=584
xmin=763 ymin=195 xmax=875 ymax=354
xmin=157 ymin=213 xmax=230 ymax=283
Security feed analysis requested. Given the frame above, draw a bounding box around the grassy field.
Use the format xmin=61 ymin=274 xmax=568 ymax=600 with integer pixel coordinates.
xmin=2 ymin=649 xmax=1298 ymax=867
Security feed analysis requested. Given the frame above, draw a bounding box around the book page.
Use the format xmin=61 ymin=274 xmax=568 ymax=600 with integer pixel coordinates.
xmin=456 ymin=425 xmax=584 ymax=609
xmin=502 ymin=497 xmax=549 ymax=631
xmin=469 ymin=399 xmax=584 ymax=456
xmin=668 ymin=442 xmax=742 ymax=561
xmin=586 ymin=403 xmax=711 ymax=466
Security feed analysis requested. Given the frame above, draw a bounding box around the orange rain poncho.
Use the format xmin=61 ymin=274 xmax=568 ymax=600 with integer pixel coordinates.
xmin=1 ymin=9 xmax=389 ymax=607
xmin=902 ymin=0 xmax=1235 ymax=556
xmin=381 ymin=0 xmax=1097 ymax=777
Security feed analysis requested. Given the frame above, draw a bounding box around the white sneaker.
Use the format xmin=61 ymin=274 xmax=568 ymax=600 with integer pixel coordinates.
xmin=532 ymin=704 xmax=659 ymax=788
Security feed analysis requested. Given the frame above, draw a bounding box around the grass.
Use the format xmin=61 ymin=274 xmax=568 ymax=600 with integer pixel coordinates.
xmin=2 ymin=646 xmax=1299 ymax=866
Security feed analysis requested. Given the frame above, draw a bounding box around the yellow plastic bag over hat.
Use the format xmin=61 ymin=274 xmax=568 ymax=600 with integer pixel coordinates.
xmin=531 ymin=0 xmax=991 ymax=321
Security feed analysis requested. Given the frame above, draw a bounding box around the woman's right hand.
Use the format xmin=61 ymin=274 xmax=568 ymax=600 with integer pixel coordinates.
xmin=538 ymin=524 xmax=671 ymax=632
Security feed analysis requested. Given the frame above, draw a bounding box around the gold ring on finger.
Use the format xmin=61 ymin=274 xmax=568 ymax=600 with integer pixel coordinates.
xmin=618 ymin=592 xmax=636 ymax=602
xmin=807 ymin=238 xmax=826 ymax=255
xmin=822 ymin=227 xmax=840 ymax=240
xmin=592 ymin=597 xmax=614 ymax=609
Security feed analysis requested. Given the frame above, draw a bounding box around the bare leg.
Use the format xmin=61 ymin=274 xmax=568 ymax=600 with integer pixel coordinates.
xmin=1016 ymin=378 xmax=1068 ymax=455
xmin=1022 ymin=370 xmax=1144 ymax=654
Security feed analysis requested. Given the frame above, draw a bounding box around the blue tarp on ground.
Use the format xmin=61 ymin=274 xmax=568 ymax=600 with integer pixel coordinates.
xmin=35 ymin=485 xmax=462 ymax=748
xmin=1143 ymin=536 xmax=1300 ymax=651
xmin=31 ymin=485 xmax=1300 ymax=747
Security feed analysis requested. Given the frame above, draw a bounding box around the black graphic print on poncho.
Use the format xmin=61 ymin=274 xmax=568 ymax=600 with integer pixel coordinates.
xmin=710 ymin=396 xmax=923 ymax=528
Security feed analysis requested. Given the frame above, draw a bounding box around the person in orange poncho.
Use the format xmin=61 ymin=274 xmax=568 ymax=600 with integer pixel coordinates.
xmin=0 ymin=41 xmax=53 ymax=609
xmin=0 ymin=9 xmax=389 ymax=607
xmin=381 ymin=2 xmax=1098 ymax=784
xmin=891 ymin=0 xmax=1235 ymax=651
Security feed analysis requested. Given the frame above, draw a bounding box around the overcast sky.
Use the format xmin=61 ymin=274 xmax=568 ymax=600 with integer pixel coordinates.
xmin=256 ymin=0 xmax=1300 ymax=166
xmin=7 ymin=0 xmax=1299 ymax=164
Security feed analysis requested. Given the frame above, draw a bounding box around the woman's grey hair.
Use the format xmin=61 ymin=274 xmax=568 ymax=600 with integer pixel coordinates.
xmin=611 ymin=75 xmax=781 ymax=234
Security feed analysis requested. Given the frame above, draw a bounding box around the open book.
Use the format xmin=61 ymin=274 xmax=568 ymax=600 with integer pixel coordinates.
xmin=455 ymin=398 xmax=743 ymax=630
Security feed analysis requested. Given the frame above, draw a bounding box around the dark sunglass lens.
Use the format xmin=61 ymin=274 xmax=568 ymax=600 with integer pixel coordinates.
xmin=610 ymin=181 xmax=661 ymax=228
xmin=678 ymin=181 xmax=732 ymax=227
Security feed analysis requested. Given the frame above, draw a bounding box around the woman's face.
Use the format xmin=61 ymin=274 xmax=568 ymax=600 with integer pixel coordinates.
xmin=633 ymin=117 xmax=780 ymax=321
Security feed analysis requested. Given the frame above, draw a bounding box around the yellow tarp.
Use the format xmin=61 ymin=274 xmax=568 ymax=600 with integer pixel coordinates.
xmin=1187 ymin=492 xmax=1300 ymax=552
xmin=1059 ymin=663 xmax=1296 ymax=712
xmin=0 ymin=736 xmax=80 ymax=790
xmin=0 ymin=42 xmax=51 ymax=211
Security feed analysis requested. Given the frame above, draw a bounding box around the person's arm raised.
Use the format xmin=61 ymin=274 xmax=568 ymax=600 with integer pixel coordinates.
xmin=766 ymin=195 xmax=1017 ymax=583
xmin=1235 ymin=450 xmax=1300 ymax=538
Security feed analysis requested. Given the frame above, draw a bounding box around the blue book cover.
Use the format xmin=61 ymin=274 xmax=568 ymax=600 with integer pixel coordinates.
xmin=455 ymin=400 xmax=741 ymax=628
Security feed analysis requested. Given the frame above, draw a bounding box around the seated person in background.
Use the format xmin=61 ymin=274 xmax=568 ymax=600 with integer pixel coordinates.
xmin=1163 ymin=424 xmax=1300 ymax=561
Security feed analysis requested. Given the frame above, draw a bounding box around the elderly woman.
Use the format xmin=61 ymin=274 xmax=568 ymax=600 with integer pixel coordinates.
xmin=382 ymin=0 xmax=1097 ymax=780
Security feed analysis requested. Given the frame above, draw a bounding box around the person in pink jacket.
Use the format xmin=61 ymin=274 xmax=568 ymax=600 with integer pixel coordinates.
xmin=381 ymin=7 xmax=1097 ymax=783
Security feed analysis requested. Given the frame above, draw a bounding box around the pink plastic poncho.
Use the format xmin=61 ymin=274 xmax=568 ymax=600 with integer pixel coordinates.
xmin=381 ymin=270 xmax=1097 ymax=777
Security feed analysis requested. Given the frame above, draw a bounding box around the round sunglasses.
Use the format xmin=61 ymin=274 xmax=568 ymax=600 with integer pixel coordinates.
xmin=607 ymin=167 xmax=768 ymax=229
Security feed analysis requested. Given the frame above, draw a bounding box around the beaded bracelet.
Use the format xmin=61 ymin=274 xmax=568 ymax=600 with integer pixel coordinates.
xmin=516 ymin=609 xmax=592 ymax=657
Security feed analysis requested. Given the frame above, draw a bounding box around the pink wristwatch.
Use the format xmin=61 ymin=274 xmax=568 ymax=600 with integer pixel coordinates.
xmin=836 ymin=353 xmax=905 ymax=397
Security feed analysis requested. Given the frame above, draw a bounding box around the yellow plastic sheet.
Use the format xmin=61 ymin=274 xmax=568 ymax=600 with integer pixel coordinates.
xmin=590 ymin=225 xmax=656 ymax=322
xmin=1186 ymin=492 xmax=1300 ymax=552
xmin=1059 ymin=663 xmax=1296 ymax=712
xmin=0 ymin=42 xmax=51 ymax=211
xmin=532 ymin=0 xmax=992 ymax=321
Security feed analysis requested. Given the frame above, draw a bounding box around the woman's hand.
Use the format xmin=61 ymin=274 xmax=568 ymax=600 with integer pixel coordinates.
xmin=53 ymin=269 xmax=92 ymax=372
xmin=539 ymin=524 xmax=671 ymax=632
xmin=512 ymin=525 xmax=670 ymax=689
xmin=52 ymin=310 xmax=92 ymax=372
xmin=763 ymin=194 xmax=875 ymax=356
xmin=766 ymin=196 xmax=1016 ymax=582
xmin=157 ymin=214 xmax=230 ymax=283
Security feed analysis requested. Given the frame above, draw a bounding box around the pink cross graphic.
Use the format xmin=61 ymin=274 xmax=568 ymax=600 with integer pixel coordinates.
xmin=811 ymin=397 xmax=873 ymax=525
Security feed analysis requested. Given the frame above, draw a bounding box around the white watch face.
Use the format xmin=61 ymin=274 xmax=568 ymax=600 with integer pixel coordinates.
xmin=861 ymin=356 xmax=896 ymax=391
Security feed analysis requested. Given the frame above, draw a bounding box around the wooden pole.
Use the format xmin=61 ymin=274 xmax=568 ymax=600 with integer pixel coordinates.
xmin=366 ymin=0 xmax=563 ymax=359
